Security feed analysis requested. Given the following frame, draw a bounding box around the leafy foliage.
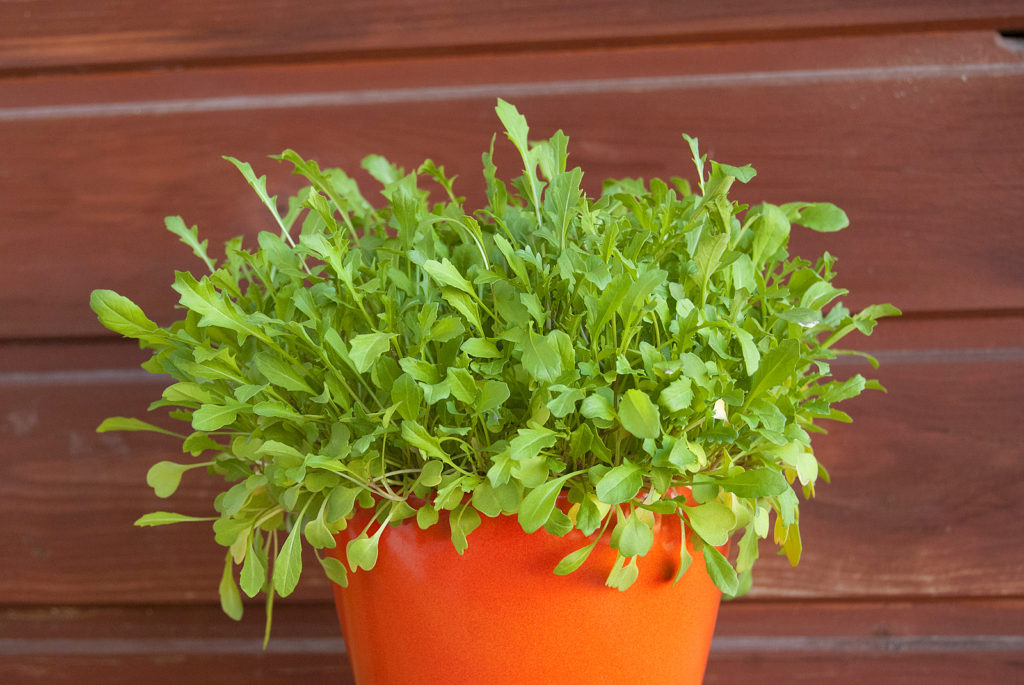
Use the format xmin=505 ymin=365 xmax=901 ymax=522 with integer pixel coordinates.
xmin=92 ymin=100 xmax=897 ymax=635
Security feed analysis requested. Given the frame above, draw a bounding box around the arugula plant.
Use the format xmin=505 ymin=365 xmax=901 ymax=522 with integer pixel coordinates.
xmin=92 ymin=99 xmax=898 ymax=638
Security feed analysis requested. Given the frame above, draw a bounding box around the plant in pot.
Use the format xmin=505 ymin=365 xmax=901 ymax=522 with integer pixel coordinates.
xmin=91 ymin=99 xmax=898 ymax=684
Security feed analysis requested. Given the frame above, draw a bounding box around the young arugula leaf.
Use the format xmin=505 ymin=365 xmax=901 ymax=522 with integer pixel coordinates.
xmin=273 ymin=515 xmax=305 ymax=597
xmin=617 ymin=389 xmax=661 ymax=440
xmin=97 ymin=417 xmax=182 ymax=437
xmin=595 ymin=461 xmax=643 ymax=505
xmin=89 ymin=290 xmax=164 ymax=344
xmin=219 ymin=552 xmax=244 ymax=621
xmin=135 ymin=512 xmax=218 ymax=526
xmin=702 ymin=545 xmax=739 ymax=595
xmin=519 ymin=473 xmax=578 ymax=534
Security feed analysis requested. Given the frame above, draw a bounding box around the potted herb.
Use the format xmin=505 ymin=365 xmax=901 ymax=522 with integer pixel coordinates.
xmin=91 ymin=99 xmax=897 ymax=684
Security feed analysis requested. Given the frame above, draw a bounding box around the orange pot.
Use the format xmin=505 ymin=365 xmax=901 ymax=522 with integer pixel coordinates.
xmin=327 ymin=502 xmax=722 ymax=685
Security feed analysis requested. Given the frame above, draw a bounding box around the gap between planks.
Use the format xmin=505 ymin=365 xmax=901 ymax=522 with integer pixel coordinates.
xmin=2 ymin=61 xmax=1023 ymax=122
xmin=1 ymin=634 xmax=1021 ymax=656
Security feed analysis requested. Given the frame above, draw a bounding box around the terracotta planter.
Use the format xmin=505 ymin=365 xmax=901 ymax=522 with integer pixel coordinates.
xmin=327 ymin=500 xmax=723 ymax=685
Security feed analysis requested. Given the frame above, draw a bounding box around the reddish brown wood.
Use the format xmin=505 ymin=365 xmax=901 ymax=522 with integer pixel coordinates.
xmin=705 ymin=654 xmax=1024 ymax=685
xmin=1 ymin=319 xmax=1021 ymax=603
xmin=1 ymin=1 xmax=1023 ymax=72
xmin=1 ymin=33 xmax=1022 ymax=339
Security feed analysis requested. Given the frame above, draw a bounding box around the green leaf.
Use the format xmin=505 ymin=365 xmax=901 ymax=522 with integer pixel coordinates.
xmin=134 ymin=511 xmax=217 ymax=527
xmin=470 ymin=480 xmax=502 ymax=517
xmin=89 ymin=290 xmax=163 ymax=342
xmin=400 ymin=420 xmax=447 ymax=462
xmin=171 ymin=271 xmax=261 ymax=341
xmin=391 ymin=373 xmax=423 ymax=422
xmin=348 ymin=333 xmax=393 ymax=374
xmin=658 ymin=379 xmax=693 ymax=414
xmin=618 ymin=268 xmax=667 ymax=326
xmin=325 ymin=486 xmax=359 ymax=523
xmin=663 ymin=439 xmax=698 ymax=472
xmin=615 ymin=512 xmax=654 ymax=557
xmin=595 ymin=461 xmax=643 ymax=505
xmin=399 ymin=357 xmax=441 ymax=384
xmin=702 ymin=545 xmax=739 ymax=595
xmin=476 ymin=380 xmax=510 ymax=414
xmin=223 ymin=156 xmax=293 ymax=243
xmin=521 ymin=330 xmax=562 ymax=384
xmin=672 ymin=520 xmax=694 ymax=585
xmin=716 ymin=469 xmax=788 ymax=498
xmin=97 ymin=417 xmax=181 ymax=437
xmin=546 ymin=167 xmax=584 ymax=248
xmin=745 ymin=339 xmax=800 ymax=407
xmin=446 ymin=367 xmax=478 ymax=404
xmin=591 ymin=273 xmax=631 ymax=334
xmin=304 ymin=513 xmax=337 ymax=549
xmin=693 ymin=233 xmax=729 ymax=296
xmin=546 ymin=388 xmax=584 ymax=418
xmin=429 ymin=316 xmax=465 ymax=343
xmin=450 ymin=504 xmax=482 ymax=554
xmin=346 ymin=534 xmax=379 ymax=572
xmin=422 ymin=258 xmax=475 ymax=296
xmin=581 ymin=393 xmax=616 ymax=422
xmin=441 ymin=287 xmax=483 ymax=332
xmin=145 ymin=461 xmax=193 ymax=498
xmin=165 ymin=216 xmax=216 ymax=271
xmin=518 ymin=473 xmax=576 ymax=534
xmin=255 ymin=353 xmax=315 ymax=394
xmin=273 ymin=516 xmax=304 ymax=597
xmin=735 ymin=328 xmax=760 ymax=376
xmin=751 ymin=203 xmax=791 ymax=267
xmin=605 ymin=555 xmax=639 ymax=591
xmin=318 ymin=555 xmax=349 ymax=588
xmin=192 ymin=401 xmax=244 ymax=431
xmin=617 ymin=389 xmax=661 ymax=440
xmin=715 ymin=162 xmax=757 ymax=183
xmin=461 ymin=337 xmax=501 ymax=358
xmin=793 ymin=202 xmax=849 ymax=232
xmin=686 ymin=501 xmax=736 ymax=547
xmin=219 ymin=552 xmax=244 ymax=621
xmin=256 ymin=440 xmax=305 ymax=467
xmin=554 ymin=544 xmax=596 ymax=575
xmin=241 ymin=537 xmax=267 ymax=597
xmin=495 ymin=99 xmax=543 ymax=221
xmin=509 ymin=426 xmax=558 ymax=462
xmin=416 ymin=503 xmax=440 ymax=529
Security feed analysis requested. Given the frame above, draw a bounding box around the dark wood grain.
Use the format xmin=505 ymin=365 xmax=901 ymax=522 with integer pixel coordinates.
xmin=2 ymin=318 xmax=1021 ymax=603
xmin=2 ymin=0 xmax=1023 ymax=72
xmin=1 ymin=33 xmax=1022 ymax=339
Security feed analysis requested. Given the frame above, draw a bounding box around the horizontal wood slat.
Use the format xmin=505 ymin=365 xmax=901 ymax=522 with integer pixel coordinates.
xmin=2 ymin=1 xmax=1023 ymax=72
xmin=2 ymin=600 xmax=1021 ymax=683
xmin=1 ymin=318 xmax=1021 ymax=603
xmin=1 ymin=33 xmax=1022 ymax=340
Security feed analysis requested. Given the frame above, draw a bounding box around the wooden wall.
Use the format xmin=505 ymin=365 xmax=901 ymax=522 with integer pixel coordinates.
xmin=2 ymin=2 xmax=1023 ymax=682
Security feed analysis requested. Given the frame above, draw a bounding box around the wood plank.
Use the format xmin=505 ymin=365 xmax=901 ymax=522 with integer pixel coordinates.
xmin=705 ymin=654 xmax=1024 ymax=685
xmin=1 ymin=319 xmax=1021 ymax=603
xmin=1 ymin=33 xmax=1022 ymax=339
xmin=1 ymin=1 xmax=1022 ymax=72
xmin=1 ymin=601 xmax=1021 ymax=684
